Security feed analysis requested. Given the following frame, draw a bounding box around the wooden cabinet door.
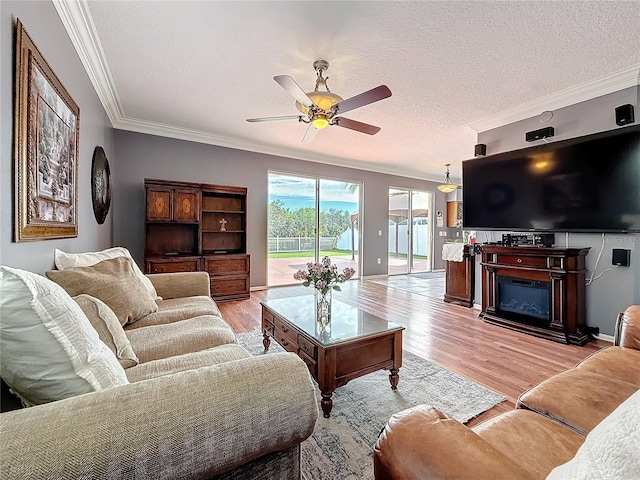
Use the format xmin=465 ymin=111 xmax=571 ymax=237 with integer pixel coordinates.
xmin=147 ymin=188 xmax=172 ymax=221
xmin=173 ymin=189 xmax=199 ymax=222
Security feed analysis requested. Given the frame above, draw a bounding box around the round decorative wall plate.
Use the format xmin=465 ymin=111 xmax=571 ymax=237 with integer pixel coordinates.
xmin=91 ymin=146 xmax=111 ymax=224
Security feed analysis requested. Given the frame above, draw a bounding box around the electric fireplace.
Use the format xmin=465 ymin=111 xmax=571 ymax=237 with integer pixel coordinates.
xmin=479 ymin=245 xmax=591 ymax=345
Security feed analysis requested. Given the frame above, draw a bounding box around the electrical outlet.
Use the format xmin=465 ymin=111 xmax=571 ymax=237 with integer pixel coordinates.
xmin=377 ymin=258 xmax=381 ymax=264
xmin=378 ymin=230 xmax=382 ymax=236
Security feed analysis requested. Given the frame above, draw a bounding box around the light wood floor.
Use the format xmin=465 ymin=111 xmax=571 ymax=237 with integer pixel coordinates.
xmin=218 ymin=276 xmax=608 ymax=427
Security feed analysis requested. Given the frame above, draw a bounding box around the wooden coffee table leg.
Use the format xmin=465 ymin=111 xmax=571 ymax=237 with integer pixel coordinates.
xmin=389 ymin=368 xmax=400 ymax=390
xmin=263 ymin=332 xmax=271 ymax=351
xmin=321 ymin=391 xmax=333 ymax=418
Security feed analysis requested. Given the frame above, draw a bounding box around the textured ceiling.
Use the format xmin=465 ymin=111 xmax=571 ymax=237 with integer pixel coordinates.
xmin=57 ymin=1 xmax=640 ymax=182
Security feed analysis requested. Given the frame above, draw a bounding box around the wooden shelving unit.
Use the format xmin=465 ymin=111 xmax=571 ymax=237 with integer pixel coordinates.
xmin=144 ymin=179 xmax=250 ymax=301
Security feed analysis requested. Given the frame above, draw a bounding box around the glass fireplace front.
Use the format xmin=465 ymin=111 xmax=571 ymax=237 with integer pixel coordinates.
xmin=497 ymin=276 xmax=550 ymax=324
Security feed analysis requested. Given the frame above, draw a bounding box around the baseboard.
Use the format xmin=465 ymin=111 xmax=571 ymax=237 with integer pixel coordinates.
xmin=593 ymin=332 xmax=615 ymax=343
xmin=250 ymin=286 xmax=268 ymax=291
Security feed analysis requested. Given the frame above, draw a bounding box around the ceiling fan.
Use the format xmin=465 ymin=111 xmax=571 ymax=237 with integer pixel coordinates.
xmin=246 ymin=60 xmax=392 ymax=143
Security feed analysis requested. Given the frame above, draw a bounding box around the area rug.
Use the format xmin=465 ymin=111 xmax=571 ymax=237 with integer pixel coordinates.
xmin=237 ymin=330 xmax=505 ymax=480
xmin=410 ymin=271 xmax=445 ymax=280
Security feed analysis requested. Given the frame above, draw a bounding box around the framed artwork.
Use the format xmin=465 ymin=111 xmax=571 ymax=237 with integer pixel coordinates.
xmin=14 ymin=19 xmax=79 ymax=242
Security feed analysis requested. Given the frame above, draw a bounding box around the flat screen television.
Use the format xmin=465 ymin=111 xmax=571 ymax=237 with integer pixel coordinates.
xmin=462 ymin=125 xmax=640 ymax=233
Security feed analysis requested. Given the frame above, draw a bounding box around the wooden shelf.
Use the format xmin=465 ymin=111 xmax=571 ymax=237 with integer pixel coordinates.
xmin=201 ymin=209 xmax=245 ymax=214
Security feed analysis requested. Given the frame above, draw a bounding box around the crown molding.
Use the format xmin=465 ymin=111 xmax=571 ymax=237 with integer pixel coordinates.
xmin=467 ymin=65 xmax=640 ymax=133
xmin=53 ymin=0 xmax=124 ymax=125
xmin=115 ymin=116 xmax=441 ymax=182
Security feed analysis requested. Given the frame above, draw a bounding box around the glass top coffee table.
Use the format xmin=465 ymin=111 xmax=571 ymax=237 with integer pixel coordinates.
xmin=261 ymin=295 xmax=404 ymax=418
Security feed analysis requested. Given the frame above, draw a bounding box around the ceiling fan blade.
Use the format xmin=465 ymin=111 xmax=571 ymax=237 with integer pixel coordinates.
xmin=246 ymin=115 xmax=302 ymax=123
xmin=302 ymin=123 xmax=318 ymax=143
xmin=332 ymin=85 xmax=392 ymax=115
xmin=274 ymin=75 xmax=318 ymax=109
xmin=335 ymin=117 xmax=381 ymax=135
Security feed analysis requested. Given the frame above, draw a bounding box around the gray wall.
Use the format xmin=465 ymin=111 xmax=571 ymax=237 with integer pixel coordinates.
xmin=474 ymin=86 xmax=640 ymax=336
xmin=113 ymin=130 xmax=449 ymax=286
xmin=1 ymin=1 xmax=114 ymax=274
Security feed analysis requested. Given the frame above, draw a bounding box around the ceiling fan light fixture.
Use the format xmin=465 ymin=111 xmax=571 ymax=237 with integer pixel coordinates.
xmin=311 ymin=114 xmax=329 ymax=129
xmin=437 ymin=164 xmax=459 ymax=193
xmin=247 ymin=59 xmax=391 ymax=142
xmin=295 ymin=91 xmax=343 ymax=115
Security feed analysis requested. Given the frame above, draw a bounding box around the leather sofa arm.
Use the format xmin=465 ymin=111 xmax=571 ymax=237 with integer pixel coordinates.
xmin=0 ymin=353 xmax=318 ymax=479
xmin=374 ymin=405 xmax=535 ymax=480
xmin=146 ymin=271 xmax=211 ymax=299
xmin=615 ymin=305 xmax=640 ymax=350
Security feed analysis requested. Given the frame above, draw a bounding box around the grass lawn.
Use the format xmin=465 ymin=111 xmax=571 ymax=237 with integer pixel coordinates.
xmin=268 ymin=250 xmax=355 ymax=259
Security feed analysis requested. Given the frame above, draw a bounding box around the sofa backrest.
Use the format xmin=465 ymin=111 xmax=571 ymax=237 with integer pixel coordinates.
xmin=616 ymin=305 xmax=640 ymax=350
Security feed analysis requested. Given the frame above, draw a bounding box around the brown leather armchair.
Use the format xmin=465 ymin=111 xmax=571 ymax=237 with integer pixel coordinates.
xmin=374 ymin=305 xmax=640 ymax=479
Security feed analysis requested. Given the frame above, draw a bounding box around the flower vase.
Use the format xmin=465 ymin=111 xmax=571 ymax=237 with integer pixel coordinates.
xmin=315 ymin=290 xmax=332 ymax=327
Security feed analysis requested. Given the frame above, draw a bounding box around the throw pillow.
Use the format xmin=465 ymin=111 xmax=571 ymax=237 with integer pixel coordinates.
xmin=0 ymin=266 xmax=129 ymax=406
xmin=46 ymin=257 xmax=158 ymax=326
xmin=54 ymin=247 xmax=160 ymax=300
xmin=74 ymin=294 xmax=140 ymax=369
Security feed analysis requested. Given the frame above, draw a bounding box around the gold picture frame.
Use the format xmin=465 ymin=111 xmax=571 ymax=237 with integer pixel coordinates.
xmin=14 ymin=19 xmax=79 ymax=242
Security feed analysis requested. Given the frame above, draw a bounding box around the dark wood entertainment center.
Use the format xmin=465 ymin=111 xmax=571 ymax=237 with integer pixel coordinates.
xmin=143 ymin=179 xmax=250 ymax=301
xmin=479 ymin=245 xmax=591 ymax=345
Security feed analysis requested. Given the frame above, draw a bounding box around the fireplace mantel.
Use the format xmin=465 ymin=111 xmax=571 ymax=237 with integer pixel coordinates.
xmin=479 ymin=245 xmax=591 ymax=345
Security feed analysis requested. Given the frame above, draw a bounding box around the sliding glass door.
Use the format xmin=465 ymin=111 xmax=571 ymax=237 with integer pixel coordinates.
xmin=268 ymin=172 xmax=360 ymax=286
xmin=388 ymin=188 xmax=432 ymax=275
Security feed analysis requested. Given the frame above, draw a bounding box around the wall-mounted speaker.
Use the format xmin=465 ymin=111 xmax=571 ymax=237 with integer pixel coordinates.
xmin=474 ymin=144 xmax=486 ymax=156
xmin=612 ymin=248 xmax=631 ymax=267
xmin=615 ymin=104 xmax=635 ymax=126
xmin=525 ymin=126 xmax=555 ymax=142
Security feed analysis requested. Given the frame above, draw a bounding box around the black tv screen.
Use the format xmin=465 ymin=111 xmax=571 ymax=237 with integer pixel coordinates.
xmin=462 ymin=125 xmax=640 ymax=233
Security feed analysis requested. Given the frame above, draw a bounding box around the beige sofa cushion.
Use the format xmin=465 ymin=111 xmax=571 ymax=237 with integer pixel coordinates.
xmin=125 ymin=315 xmax=236 ymax=363
xmin=0 ymin=267 xmax=128 ymax=406
xmin=47 ymin=257 xmax=158 ymax=326
xmin=125 ymin=344 xmax=251 ymax=383
xmin=55 ymin=247 xmax=159 ymax=300
xmin=73 ymin=295 xmax=139 ymax=369
xmin=125 ymin=296 xmax=220 ymax=329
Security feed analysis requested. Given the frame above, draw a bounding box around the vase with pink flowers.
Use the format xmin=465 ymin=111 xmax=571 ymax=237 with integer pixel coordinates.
xmin=293 ymin=256 xmax=356 ymax=326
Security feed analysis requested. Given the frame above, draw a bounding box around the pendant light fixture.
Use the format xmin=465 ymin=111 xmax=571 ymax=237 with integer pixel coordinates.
xmin=437 ymin=164 xmax=459 ymax=193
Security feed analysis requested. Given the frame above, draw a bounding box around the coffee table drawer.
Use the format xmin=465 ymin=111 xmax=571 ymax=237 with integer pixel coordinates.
xmin=298 ymin=335 xmax=317 ymax=360
xmin=263 ymin=309 xmax=274 ymax=324
xmin=299 ymin=351 xmax=317 ymax=376
xmin=262 ymin=320 xmax=274 ymax=337
xmin=275 ymin=332 xmax=297 ymax=353
xmin=274 ymin=318 xmax=298 ymax=344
